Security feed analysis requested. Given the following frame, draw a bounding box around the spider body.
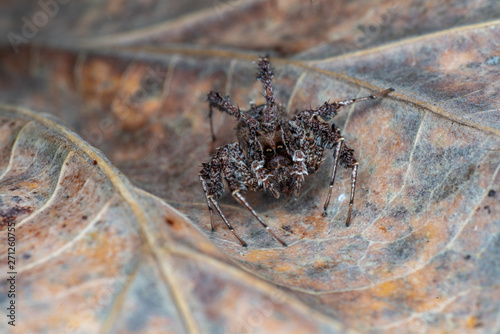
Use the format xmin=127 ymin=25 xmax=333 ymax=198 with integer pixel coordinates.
xmin=237 ymin=104 xmax=298 ymax=196
xmin=199 ymin=57 xmax=393 ymax=246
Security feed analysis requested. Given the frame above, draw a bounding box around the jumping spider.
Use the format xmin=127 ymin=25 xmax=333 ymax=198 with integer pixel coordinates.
xmin=199 ymin=57 xmax=393 ymax=247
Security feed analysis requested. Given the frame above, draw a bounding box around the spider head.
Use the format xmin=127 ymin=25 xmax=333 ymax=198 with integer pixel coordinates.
xmin=256 ymin=125 xmax=292 ymax=170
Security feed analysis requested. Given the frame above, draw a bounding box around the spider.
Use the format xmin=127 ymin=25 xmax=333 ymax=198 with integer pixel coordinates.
xmin=199 ymin=57 xmax=393 ymax=247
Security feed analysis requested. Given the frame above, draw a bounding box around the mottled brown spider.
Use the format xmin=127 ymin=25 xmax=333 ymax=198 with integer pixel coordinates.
xmin=199 ymin=57 xmax=393 ymax=247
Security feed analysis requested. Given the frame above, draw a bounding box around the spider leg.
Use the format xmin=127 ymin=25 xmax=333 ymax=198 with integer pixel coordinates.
xmin=336 ymin=88 xmax=394 ymax=107
xmin=200 ymin=143 xmax=286 ymax=246
xmin=209 ymin=195 xmax=248 ymax=246
xmin=207 ymin=91 xmax=258 ymax=127
xmin=323 ymin=137 xmax=344 ymax=216
xmin=208 ymin=105 xmax=216 ymax=142
xmin=257 ymin=57 xmax=275 ymax=105
xmin=199 ymin=176 xmax=248 ymax=247
xmin=232 ymin=191 xmax=287 ymax=247
xmin=295 ymin=114 xmax=359 ymax=226
xmin=256 ymin=57 xmax=278 ymax=127
xmin=298 ymin=87 xmax=394 ymax=121
xmin=199 ymin=146 xmax=248 ymax=246
xmin=323 ymin=140 xmax=359 ymax=226
xmin=346 ymin=163 xmax=359 ymax=227
xmin=208 ymin=91 xmax=240 ymax=117
xmin=199 ymin=175 xmax=215 ymax=231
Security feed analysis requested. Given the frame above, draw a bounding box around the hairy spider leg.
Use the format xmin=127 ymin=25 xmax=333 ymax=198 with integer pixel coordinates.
xmin=208 ymin=91 xmax=261 ymax=125
xmin=208 ymin=104 xmax=219 ymax=153
xmin=336 ymin=87 xmax=395 ymax=107
xmin=207 ymin=91 xmax=259 ymax=148
xmin=207 ymin=91 xmax=239 ymax=149
xmin=199 ymin=175 xmax=248 ymax=246
xmin=346 ymin=163 xmax=359 ymax=227
xmin=200 ymin=143 xmax=287 ymax=247
xmin=323 ymin=137 xmax=345 ymax=216
xmin=209 ymin=196 xmax=248 ymax=247
xmin=256 ymin=57 xmax=278 ymax=127
xmin=308 ymin=87 xmax=395 ymax=120
xmin=233 ymin=191 xmax=288 ymax=247
xmin=316 ymin=87 xmax=394 ymax=225
xmin=208 ymin=104 xmax=216 ymax=142
xmin=322 ymin=138 xmax=359 ymax=226
xmin=199 ymin=175 xmax=215 ymax=231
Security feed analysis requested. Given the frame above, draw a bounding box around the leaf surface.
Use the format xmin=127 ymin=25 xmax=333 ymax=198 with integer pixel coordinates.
xmin=0 ymin=1 xmax=499 ymax=333
xmin=0 ymin=106 xmax=345 ymax=333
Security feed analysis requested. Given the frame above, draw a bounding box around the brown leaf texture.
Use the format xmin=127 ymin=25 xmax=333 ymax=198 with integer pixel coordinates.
xmin=1 ymin=1 xmax=500 ymax=333
xmin=0 ymin=106 xmax=347 ymax=333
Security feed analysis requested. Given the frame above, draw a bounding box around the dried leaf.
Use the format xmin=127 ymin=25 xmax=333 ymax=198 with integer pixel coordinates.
xmin=0 ymin=106 xmax=347 ymax=333
xmin=0 ymin=1 xmax=499 ymax=333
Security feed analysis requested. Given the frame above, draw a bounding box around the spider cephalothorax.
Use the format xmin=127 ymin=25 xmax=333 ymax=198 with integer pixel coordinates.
xmin=199 ymin=57 xmax=393 ymax=246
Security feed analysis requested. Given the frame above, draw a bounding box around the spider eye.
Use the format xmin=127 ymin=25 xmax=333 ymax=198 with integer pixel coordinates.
xmin=276 ymin=143 xmax=286 ymax=154
xmin=264 ymin=147 xmax=274 ymax=158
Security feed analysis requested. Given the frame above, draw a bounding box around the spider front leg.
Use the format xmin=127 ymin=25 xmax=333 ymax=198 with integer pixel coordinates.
xmin=322 ymin=138 xmax=359 ymax=227
xmin=232 ymin=191 xmax=287 ymax=247
xmin=308 ymin=87 xmax=394 ymax=120
xmin=207 ymin=91 xmax=259 ymax=148
xmin=199 ymin=143 xmax=287 ymax=247
xmin=322 ymin=137 xmax=345 ymax=215
xmin=304 ymin=88 xmax=393 ymax=225
xmin=200 ymin=159 xmax=247 ymax=246
xmin=207 ymin=91 xmax=239 ymax=144
xmin=335 ymin=87 xmax=394 ymax=107
xmin=208 ymin=104 xmax=216 ymax=150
